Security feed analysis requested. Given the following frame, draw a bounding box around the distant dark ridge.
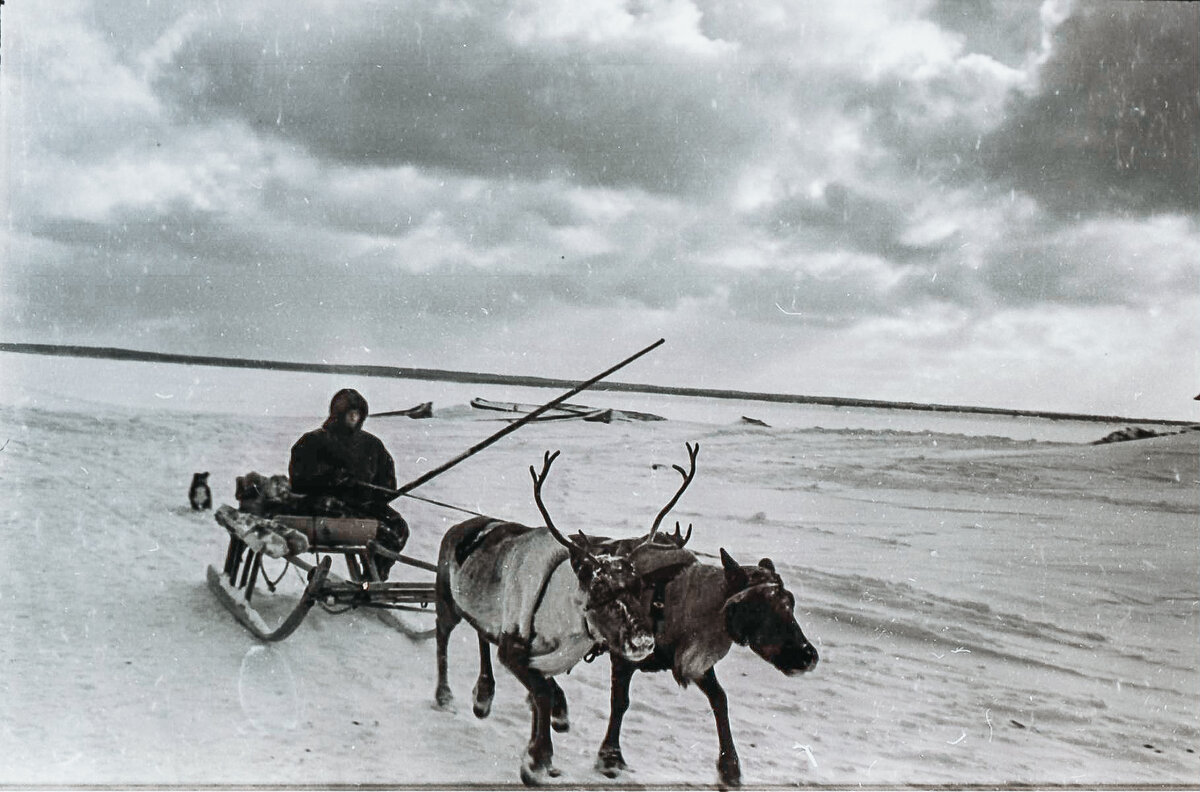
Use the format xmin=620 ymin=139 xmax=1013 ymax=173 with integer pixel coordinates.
xmin=2 ymin=341 xmax=1194 ymax=426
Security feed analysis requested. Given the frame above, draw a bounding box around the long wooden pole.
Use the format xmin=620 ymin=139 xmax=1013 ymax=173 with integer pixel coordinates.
xmin=383 ymin=338 xmax=665 ymax=503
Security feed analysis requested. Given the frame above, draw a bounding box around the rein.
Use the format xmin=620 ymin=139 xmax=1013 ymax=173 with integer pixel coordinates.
xmin=401 ymin=492 xmax=487 ymax=517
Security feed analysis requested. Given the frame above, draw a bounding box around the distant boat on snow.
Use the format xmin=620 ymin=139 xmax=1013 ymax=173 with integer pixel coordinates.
xmin=469 ymin=397 xmax=665 ymax=423
xmin=373 ymin=402 xmax=434 ymax=419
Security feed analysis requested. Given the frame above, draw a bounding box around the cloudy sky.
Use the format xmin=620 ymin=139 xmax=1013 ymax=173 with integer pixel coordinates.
xmin=1 ymin=0 xmax=1196 ymax=419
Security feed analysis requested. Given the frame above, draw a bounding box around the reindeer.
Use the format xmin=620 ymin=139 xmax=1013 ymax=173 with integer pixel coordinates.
xmin=432 ymin=450 xmax=659 ymax=786
xmin=595 ymin=547 xmax=819 ymax=786
xmin=580 ymin=443 xmax=821 ymax=787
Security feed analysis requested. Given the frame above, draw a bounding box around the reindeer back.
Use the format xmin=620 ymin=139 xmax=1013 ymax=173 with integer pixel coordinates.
xmin=448 ymin=525 xmax=572 ymax=645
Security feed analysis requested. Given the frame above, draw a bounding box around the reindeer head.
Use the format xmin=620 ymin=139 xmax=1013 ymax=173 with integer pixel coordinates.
xmin=721 ymin=549 xmax=819 ymax=675
xmin=531 ymin=451 xmax=654 ymax=662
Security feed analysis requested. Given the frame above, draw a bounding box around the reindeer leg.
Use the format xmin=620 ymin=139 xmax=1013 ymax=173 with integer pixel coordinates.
xmin=498 ymin=637 xmax=561 ymax=786
xmin=434 ymin=579 xmax=460 ymax=711
xmin=596 ymin=656 xmax=636 ymax=777
xmin=548 ymin=678 xmax=569 ymax=733
xmin=472 ymin=634 xmax=496 ymax=719
xmin=696 ymin=668 xmax=741 ymax=787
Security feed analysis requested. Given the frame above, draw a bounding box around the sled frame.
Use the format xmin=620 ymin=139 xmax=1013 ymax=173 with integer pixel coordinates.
xmin=207 ymin=512 xmax=437 ymax=642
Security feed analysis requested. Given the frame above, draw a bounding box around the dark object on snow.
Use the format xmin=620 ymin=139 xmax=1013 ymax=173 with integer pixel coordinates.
xmin=1092 ymin=426 xmax=1164 ymax=444
xmin=582 ymin=408 xmax=614 ymax=423
xmin=470 ymin=396 xmax=665 ymax=422
xmin=499 ymin=407 xmax=615 ymax=424
xmin=189 ymin=472 xmax=212 ymax=511
xmin=740 ymin=416 xmax=770 ymax=427
xmin=373 ymin=402 xmax=433 ymax=419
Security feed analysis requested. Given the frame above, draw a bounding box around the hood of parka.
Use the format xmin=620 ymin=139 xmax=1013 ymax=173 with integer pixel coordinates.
xmin=323 ymin=388 xmax=369 ymax=433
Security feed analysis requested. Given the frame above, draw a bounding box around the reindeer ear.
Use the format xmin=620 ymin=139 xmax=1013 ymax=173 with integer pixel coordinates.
xmin=758 ymin=557 xmax=775 ymax=573
xmin=720 ymin=548 xmax=747 ymax=589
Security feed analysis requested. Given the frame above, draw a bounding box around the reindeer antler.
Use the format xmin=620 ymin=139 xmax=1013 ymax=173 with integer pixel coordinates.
xmin=646 ymin=442 xmax=700 ymax=543
xmin=530 ymin=450 xmax=590 ymax=555
xmin=670 ymin=520 xmax=693 ymax=547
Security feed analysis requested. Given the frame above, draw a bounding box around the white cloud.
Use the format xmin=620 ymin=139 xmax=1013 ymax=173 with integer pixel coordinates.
xmin=3 ymin=2 xmax=163 ymax=160
xmin=25 ymin=122 xmax=273 ymax=225
xmin=734 ymin=297 xmax=1197 ymax=417
xmin=505 ymin=0 xmax=734 ymax=57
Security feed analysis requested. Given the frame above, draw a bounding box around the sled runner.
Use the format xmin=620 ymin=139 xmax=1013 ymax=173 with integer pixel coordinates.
xmin=207 ymin=504 xmax=437 ymax=642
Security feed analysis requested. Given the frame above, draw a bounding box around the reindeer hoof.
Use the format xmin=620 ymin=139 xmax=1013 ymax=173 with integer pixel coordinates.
xmin=717 ymin=751 xmax=742 ymax=787
xmin=433 ymin=687 xmax=455 ymax=712
xmin=472 ymin=679 xmax=495 ymax=719
xmin=519 ymin=756 xmax=562 ymax=786
xmin=595 ymin=748 xmax=627 ymax=778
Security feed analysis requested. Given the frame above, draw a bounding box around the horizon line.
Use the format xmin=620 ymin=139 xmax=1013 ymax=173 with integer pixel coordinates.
xmin=0 ymin=341 xmax=1193 ymax=426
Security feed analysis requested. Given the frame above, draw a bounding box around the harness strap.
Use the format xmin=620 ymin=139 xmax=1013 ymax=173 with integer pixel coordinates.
xmin=721 ymin=581 xmax=782 ymax=610
xmin=527 ymin=554 xmax=609 ymax=664
xmin=454 ymin=518 xmax=507 ymax=565
xmin=527 ymin=554 xmax=570 ymax=644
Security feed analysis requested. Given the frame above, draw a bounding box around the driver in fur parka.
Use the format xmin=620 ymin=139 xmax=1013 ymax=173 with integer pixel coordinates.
xmin=289 ymin=388 xmax=408 ymax=579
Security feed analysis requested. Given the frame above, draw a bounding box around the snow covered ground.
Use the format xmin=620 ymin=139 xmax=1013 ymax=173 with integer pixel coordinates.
xmin=1 ymin=360 xmax=1197 ymax=788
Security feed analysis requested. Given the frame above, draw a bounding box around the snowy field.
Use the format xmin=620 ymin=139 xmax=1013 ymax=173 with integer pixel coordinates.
xmin=0 ymin=358 xmax=1198 ymax=788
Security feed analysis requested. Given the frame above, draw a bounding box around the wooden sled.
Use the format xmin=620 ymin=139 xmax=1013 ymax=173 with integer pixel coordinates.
xmin=470 ymin=396 xmax=664 ymax=422
xmin=500 ymin=407 xmax=614 ymax=424
xmin=207 ymin=505 xmax=437 ymax=642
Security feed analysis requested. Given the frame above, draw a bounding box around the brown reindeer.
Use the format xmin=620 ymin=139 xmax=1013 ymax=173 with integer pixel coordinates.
xmin=433 ymin=450 xmax=658 ymax=786
xmin=595 ymin=546 xmax=819 ymax=786
xmin=577 ymin=443 xmax=821 ymax=786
